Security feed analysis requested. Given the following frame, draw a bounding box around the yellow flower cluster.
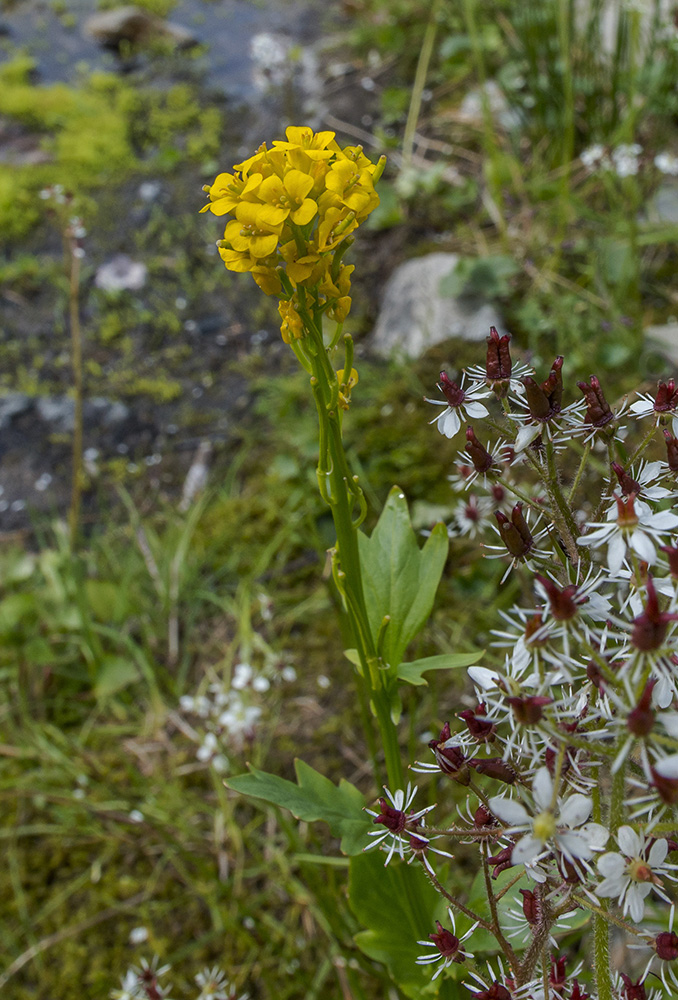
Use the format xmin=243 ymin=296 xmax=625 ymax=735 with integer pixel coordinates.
xmin=201 ymin=127 xmax=383 ymax=342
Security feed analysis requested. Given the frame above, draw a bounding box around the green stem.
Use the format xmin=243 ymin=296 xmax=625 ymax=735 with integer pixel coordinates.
xmin=401 ymin=0 xmax=442 ymax=173
xmin=68 ymin=242 xmax=84 ymax=551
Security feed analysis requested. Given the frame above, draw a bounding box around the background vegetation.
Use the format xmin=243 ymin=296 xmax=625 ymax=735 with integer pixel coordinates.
xmin=1 ymin=0 xmax=678 ymax=995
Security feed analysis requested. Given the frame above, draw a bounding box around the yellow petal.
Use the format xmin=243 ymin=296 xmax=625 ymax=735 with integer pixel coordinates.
xmin=218 ymin=247 xmax=255 ymax=272
xmin=290 ymin=198 xmax=317 ymax=225
xmin=257 ymin=204 xmax=289 ymax=228
xmin=284 ymin=169 xmax=314 ymax=203
xmin=248 ymin=232 xmax=280 ymax=257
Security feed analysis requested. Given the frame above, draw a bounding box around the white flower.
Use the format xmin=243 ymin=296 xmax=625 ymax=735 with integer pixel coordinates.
xmin=364 ymin=784 xmax=435 ymax=865
xmin=581 ymin=144 xmax=608 ymax=170
xmin=231 ymin=662 xmax=253 ymax=689
xmin=489 ymin=767 xmax=608 ymax=867
xmin=128 ymin=926 xmax=148 ymax=945
xmin=612 ymin=143 xmax=642 ymax=177
xmin=425 ymin=371 xmax=491 ymax=440
xmin=195 ymin=966 xmax=248 ymax=1000
xmin=596 ymin=825 xmax=674 ymax=922
xmin=577 ymin=496 xmax=678 ymax=574
xmin=415 ymin=907 xmax=477 ymax=980
xmin=655 ymin=152 xmax=678 ymax=176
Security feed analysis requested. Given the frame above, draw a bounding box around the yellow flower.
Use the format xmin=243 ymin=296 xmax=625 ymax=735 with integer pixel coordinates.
xmin=272 ymin=127 xmax=338 ymax=158
xmin=278 ymin=299 xmax=304 ymax=343
xmin=223 ymin=201 xmax=283 ymax=259
xmin=257 ymin=169 xmax=317 ymax=228
xmin=336 ymin=367 xmax=359 ymax=409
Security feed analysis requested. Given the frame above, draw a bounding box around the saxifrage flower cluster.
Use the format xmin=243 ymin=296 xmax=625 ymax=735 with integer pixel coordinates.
xmin=366 ymin=329 xmax=678 ymax=999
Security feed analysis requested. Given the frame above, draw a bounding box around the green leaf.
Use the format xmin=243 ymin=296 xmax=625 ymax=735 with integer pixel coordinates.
xmin=94 ymin=656 xmax=139 ymax=699
xmin=396 ymin=652 xmax=482 ymax=687
xmin=358 ymin=487 xmax=448 ymax=669
xmin=350 ymin=851 xmax=459 ymax=998
xmin=225 ymin=759 xmax=370 ymax=856
xmin=85 ymin=580 xmax=129 ymax=624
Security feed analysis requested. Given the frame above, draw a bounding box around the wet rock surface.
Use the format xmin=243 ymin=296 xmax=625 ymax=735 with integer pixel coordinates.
xmin=84 ymin=5 xmax=198 ymax=51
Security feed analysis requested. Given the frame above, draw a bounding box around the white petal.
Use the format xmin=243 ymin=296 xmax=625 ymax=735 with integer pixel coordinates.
xmin=597 ymin=875 xmax=624 ymax=898
xmin=626 ymin=885 xmax=647 ymax=923
xmin=515 ymin=422 xmax=542 ymax=453
xmin=658 ymin=712 xmax=678 ymax=736
xmin=617 ymin=825 xmax=641 ymax=858
xmin=582 ymin=823 xmax=610 ymax=850
xmin=647 ymin=510 xmax=678 ymax=530
xmin=512 ymin=835 xmax=542 ymax=865
xmin=607 ymin=532 xmax=627 ymax=574
xmin=649 ymin=839 xmax=669 ymax=867
xmin=654 ymin=754 xmax=678 ymax=777
xmin=464 ymin=401 xmax=490 ymax=419
xmin=630 ymin=399 xmax=653 ymax=415
xmin=630 ymin=529 xmax=657 ymax=565
xmin=440 ymin=409 xmax=461 ymax=439
xmin=467 ymin=666 xmax=499 ymax=690
xmin=532 ymin=768 xmax=553 ymax=811
xmin=489 ymin=796 xmax=530 ymax=826
xmin=559 ymin=794 xmax=592 ymax=829
xmin=558 ymin=831 xmax=593 ymax=860
xmin=598 ymin=852 xmax=625 ymax=877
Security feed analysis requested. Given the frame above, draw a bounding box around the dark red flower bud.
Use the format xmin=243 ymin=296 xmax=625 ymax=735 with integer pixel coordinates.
xmin=653 ymin=378 xmax=678 ymax=413
xmin=487 ymin=845 xmax=515 ymax=877
xmin=613 ymin=492 xmax=639 ymax=527
xmin=429 ymin=921 xmax=465 ymax=962
xmin=373 ymin=799 xmax=407 ymax=833
xmin=473 ymin=804 xmax=496 ymax=827
xmin=439 ymin=371 xmax=466 ymax=407
xmin=495 ymin=503 xmax=533 ymax=558
xmin=611 ymin=462 xmax=642 ymax=496
xmin=631 ymin=575 xmax=678 ymax=651
xmin=536 ymin=574 xmax=582 ymax=620
xmin=428 ymin=723 xmax=471 ymax=783
xmin=550 ymin=956 xmax=568 ymax=990
xmin=485 ymin=326 xmax=513 ymax=382
xmin=620 ymin=973 xmax=648 ymax=1000
xmin=520 ymin=888 xmax=540 ymax=924
xmin=545 ymin=744 xmax=573 ymax=778
xmin=664 ymin=430 xmax=678 ymax=472
xmin=655 ymin=931 xmax=678 ymax=961
xmin=491 ymin=483 xmax=506 ymax=504
xmin=577 ymin=375 xmax=614 ymax=428
xmin=651 ymin=765 xmax=678 ymax=805
xmin=559 ymin=855 xmax=584 ymax=883
xmin=506 ymin=695 xmax=553 ymax=725
xmin=468 ymin=984 xmax=512 ymax=1000
xmin=627 ymin=681 xmax=656 ymax=736
xmin=458 ymin=703 xmax=496 ymax=743
xmin=522 ymin=357 xmax=564 ymax=422
xmin=466 ymin=426 xmax=495 ymax=474
xmin=666 ymin=837 xmax=678 ymax=852
xmin=661 ymin=544 xmax=678 ymax=579
xmin=469 ymin=756 xmax=518 ymax=784
xmin=570 ymin=980 xmax=590 ymax=1000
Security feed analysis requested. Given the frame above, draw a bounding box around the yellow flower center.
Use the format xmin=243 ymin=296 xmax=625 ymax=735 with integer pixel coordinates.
xmin=532 ymin=811 xmax=556 ymax=842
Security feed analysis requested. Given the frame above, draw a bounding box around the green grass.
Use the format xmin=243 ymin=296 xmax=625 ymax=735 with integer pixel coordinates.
xmin=3 ymin=0 xmax=678 ymax=993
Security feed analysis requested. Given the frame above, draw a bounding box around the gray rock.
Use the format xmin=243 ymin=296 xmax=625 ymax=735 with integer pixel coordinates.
xmin=83 ymin=6 xmax=197 ymax=50
xmin=36 ymin=396 xmax=75 ymax=433
xmin=645 ymin=322 xmax=678 ymax=365
xmin=369 ymin=253 xmax=503 ymax=359
xmin=36 ymin=396 xmax=131 ymax=433
xmin=88 ymin=397 xmax=130 ymax=426
xmin=95 ymin=254 xmax=147 ymax=292
xmin=0 ymin=393 xmax=33 ymax=430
